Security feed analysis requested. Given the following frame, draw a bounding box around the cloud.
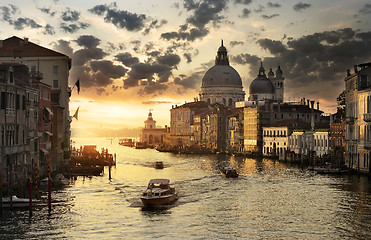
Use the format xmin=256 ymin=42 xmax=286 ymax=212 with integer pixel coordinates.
xmin=143 ymin=19 xmax=168 ymax=34
xmin=234 ymin=0 xmax=252 ymax=5
xmin=124 ymin=63 xmax=173 ymax=88
xmin=88 ymin=60 xmax=128 ymax=87
xmin=59 ymin=8 xmax=89 ymax=33
xmin=231 ymin=53 xmax=260 ymax=67
xmin=156 ymin=54 xmax=181 ymax=67
xmin=230 ymin=41 xmax=244 ymax=47
xmin=261 ymin=14 xmax=280 ymax=19
xmin=89 ymin=3 xmax=147 ymax=32
xmin=138 ymin=82 xmax=169 ymax=95
xmin=115 ymin=52 xmax=140 ymax=67
xmin=0 ymin=4 xmax=18 ymax=22
xmin=52 ymin=39 xmax=73 ymax=56
xmin=72 ymin=35 xmax=107 ymax=66
xmin=293 ymin=2 xmax=311 ymax=12
xmin=243 ymin=28 xmax=371 ymax=102
xmin=183 ymin=53 xmax=192 ymax=63
xmin=161 ymin=26 xmax=209 ymax=41
xmin=13 ymin=18 xmax=42 ymax=30
xmin=183 ymin=0 xmax=227 ymax=29
xmin=75 ymin=35 xmax=101 ymax=48
xmin=43 ymin=24 xmax=55 ymax=35
xmin=174 ymin=72 xmax=202 ymax=89
xmin=254 ymin=5 xmax=265 ymax=13
xmin=61 ymin=8 xmax=80 ymax=22
xmin=162 ymin=0 xmax=227 ymax=42
xmin=0 ymin=5 xmax=43 ymax=30
xmin=39 ymin=7 xmax=56 ymax=17
xmin=257 ymin=38 xmax=286 ymax=54
xmin=267 ymin=2 xmax=281 ymax=8
xmin=359 ymin=3 xmax=371 ymax=14
xmin=240 ymin=8 xmax=251 ymax=18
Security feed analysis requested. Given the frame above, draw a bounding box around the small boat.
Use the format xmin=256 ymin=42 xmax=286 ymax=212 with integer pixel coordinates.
xmin=221 ymin=167 xmax=239 ymax=178
xmin=1 ymin=196 xmax=38 ymax=208
xmin=154 ymin=161 xmax=164 ymax=169
xmin=141 ymin=179 xmax=177 ymax=206
xmin=118 ymin=138 xmax=135 ymax=147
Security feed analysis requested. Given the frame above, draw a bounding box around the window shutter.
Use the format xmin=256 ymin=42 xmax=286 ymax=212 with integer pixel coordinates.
xmin=1 ymin=92 xmax=5 ymax=109
xmin=16 ymin=94 xmax=20 ymax=109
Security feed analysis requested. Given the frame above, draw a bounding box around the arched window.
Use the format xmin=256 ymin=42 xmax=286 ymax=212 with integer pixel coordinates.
xmin=207 ymin=98 xmax=210 ymax=104
xmin=223 ymin=98 xmax=226 ymax=105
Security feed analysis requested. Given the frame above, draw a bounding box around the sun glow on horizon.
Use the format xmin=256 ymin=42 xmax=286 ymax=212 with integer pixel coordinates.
xmin=70 ymin=97 xmax=172 ymax=129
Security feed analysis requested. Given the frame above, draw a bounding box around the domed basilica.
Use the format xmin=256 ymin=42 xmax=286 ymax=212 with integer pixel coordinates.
xmin=199 ymin=40 xmax=245 ymax=107
xmin=199 ymin=41 xmax=284 ymax=106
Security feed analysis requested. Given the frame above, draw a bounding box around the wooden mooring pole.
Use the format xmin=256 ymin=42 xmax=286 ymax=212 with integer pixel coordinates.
xmin=48 ymin=160 xmax=51 ymax=213
xmin=28 ymin=178 xmax=32 ymax=216
xmin=0 ymin=176 xmax=3 ymax=216
xmin=108 ymin=163 xmax=112 ymax=180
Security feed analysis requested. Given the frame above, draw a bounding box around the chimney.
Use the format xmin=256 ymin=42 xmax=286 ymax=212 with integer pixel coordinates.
xmin=307 ymin=99 xmax=310 ymax=106
xmin=317 ymin=102 xmax=319 ymax=110
xmin=354 ymin=65 xmax=358 ymax=73
xmin=310 ymin=100 xmax=315 ymax=110
xmin=24 ymin=38 xmax=29 ymax=44
xmin=347 ymin=69 xmax=351 ymax=77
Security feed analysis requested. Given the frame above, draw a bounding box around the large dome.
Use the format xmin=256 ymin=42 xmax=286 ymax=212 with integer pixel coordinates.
xmin=201 ymin=65 xmax=242 ymax=88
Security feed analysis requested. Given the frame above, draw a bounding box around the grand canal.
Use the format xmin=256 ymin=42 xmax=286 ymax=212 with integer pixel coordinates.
xmin=1 ymin=137 xmax=371 ymax=239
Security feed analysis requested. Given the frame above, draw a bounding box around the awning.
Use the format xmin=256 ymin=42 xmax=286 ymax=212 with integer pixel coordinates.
xmin=44 ymin=107 xmax=53 ymax=116
xmin=45 ymin=131 xmax=53 ymax=136
xmin=40 ymin=148 xmax=49 ymax=154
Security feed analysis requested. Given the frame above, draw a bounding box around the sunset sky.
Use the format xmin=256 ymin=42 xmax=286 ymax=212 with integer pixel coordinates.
xmin=1 ymin=0 xmax=371 ymax=130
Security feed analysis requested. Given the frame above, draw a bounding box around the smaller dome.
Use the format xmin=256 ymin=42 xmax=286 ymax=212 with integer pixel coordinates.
xmin=250 ymin=76 xmax=274 ymax=94
xmin=249 ymin=63 xmax=274 ymax=95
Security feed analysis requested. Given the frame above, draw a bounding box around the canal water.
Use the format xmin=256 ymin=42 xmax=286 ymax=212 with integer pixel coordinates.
xmin=1 ymin=137 xmax=371 ymax=239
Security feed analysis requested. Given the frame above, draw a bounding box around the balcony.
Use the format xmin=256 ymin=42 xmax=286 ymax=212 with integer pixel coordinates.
xmin=2 ymin=144 xmax=29 ymax=155
xmin=364 ymin=113 xmax=371 ymax=122
xmin=30 ymin=71 xmax=43 ymax=80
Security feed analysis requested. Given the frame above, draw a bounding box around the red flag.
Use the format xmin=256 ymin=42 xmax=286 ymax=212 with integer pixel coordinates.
xmin=72 ymin=107 xmax=79 ymax=120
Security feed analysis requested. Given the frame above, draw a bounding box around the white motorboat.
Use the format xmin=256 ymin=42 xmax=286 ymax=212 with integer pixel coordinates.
xmin=140 ymin=179 xmax=177 ymax=206
xmin=1 ymin=195 xmax=37 ymax=208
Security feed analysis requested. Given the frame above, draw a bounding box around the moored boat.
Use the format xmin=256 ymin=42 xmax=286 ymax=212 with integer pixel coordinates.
xmin=221 ymin=166 xmax=239 ymax=178
xmin=154 ymin=161 xmax=164 ymax=169
xmin=140 ymin=179 xmax=177 ymax=206
xmin=1 ymin=196 xmax=38 ymax=208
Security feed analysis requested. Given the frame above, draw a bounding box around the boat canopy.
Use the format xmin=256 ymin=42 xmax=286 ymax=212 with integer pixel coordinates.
xmin=149 ymin=179 xmax=170 ymax=184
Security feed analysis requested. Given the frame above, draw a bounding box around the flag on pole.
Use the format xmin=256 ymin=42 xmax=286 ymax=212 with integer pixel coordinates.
xmin=72 ymin=107 xmax=79 ymax=120
xmin=75 ymin=79 xmax=80 ymax=94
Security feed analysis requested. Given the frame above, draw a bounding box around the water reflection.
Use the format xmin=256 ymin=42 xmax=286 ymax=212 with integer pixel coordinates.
xmin=0 ymin=138 xmax=370 ymax=240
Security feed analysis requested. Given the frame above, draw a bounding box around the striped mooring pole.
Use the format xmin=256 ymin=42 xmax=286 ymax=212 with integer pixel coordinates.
xmin=34 ymin=163 xmax=38 ymax=198
xmin=48 ymin=159 xmax=51 ymax=213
